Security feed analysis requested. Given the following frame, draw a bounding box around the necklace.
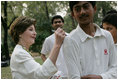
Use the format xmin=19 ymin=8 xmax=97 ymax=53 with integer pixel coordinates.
xmin=19 ymin=44 xmax=32 ymax=56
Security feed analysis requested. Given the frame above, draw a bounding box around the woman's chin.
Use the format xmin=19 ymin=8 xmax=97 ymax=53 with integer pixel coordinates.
xmin=32 ymin=41 xmax=35 ymax=45
xmin=30 ymin=41 xmax=35 ymax=46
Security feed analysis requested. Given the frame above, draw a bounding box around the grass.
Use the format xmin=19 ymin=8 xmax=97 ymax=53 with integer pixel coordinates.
xmin=1 ymin=67 xmax=12 ymax=79
xmin=1 ymin=57 xmax=44 ymax=79
xmin=34 ymin=57 xmax=43 ymax=65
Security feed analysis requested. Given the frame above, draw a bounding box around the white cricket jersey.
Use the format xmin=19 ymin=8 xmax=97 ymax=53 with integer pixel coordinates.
xmin=62 ymin=24 xmax=117 ymax=79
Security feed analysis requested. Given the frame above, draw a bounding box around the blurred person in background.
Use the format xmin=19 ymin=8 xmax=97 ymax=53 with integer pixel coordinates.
xmin=102 ymin=9 xmax=117 ymax=51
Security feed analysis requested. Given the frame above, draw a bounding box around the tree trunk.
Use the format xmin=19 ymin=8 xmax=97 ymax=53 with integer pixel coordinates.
xmin=1 ymin=1 xmax=10 ymax=61
xmin=44 ymin=1 xmax=49 ymax=20
xmin=44 ymin=1 xmax=52 ymax=34
xmin=102 ymin=8 xmax=106 ymax=17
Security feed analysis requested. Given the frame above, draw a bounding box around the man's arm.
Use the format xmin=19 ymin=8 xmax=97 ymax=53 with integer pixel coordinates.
xmin=100 ymin=33 xmax=117 ymax=79
xmin=41 ymin=36 xmax=51 ymax=62
xmin=81 ymin=74 xmax=102 ymax=79
xmin=41 ymin=54 xmax=47 ymax=62
xmin=62 ymin=37 xmax=82 ymax=79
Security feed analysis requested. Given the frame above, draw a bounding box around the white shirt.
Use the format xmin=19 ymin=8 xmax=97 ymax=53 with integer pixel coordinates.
xmin=41 ymin=33 xmax=68 ymax=78
xmin=10 ymin=44 xmax=57 ymax=79
xmin=62 ymin=24 xmax=117 ymax=79
xmin=114 ymin=43 xmax=117 ymax=52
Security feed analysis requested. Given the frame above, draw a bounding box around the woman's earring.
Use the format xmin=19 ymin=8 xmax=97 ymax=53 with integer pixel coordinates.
xmin=19 ymin=35 xmax=21 ymax=38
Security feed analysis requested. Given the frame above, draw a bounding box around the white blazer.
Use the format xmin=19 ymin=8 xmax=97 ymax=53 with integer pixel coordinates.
xmin=10 ymin=44 xmax=57 ymax=79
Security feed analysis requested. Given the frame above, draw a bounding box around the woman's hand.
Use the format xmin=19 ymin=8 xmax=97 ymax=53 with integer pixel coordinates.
xmin=49 ymin=28 xmax=66 ymax=65
xmin=55 ymin=28 xmax=66 ymax=47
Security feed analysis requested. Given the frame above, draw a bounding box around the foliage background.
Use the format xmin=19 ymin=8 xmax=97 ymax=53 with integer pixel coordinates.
xmin=1 ymin=1 xmax=117 ymax=60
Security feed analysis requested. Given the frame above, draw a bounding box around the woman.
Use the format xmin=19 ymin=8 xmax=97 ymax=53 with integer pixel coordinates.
xmin=102 ymin=10 xmax=117 ymax=51
xmin=9 ymin=16 xmax=66 ymax=79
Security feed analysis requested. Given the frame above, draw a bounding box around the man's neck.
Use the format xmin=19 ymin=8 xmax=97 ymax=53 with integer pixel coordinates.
xmin=114 ymin=38 xmax=117 ymax=44
xmin=80 ymin=23 xmax=96 ymax=37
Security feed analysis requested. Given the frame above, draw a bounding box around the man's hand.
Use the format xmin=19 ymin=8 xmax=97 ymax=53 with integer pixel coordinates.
xmin=81 ymin=74 xmax=102 ymax=79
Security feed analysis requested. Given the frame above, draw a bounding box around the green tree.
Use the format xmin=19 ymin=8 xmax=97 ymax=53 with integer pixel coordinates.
xmin=1 ymin=1 xmax=117 ymax=57
xmin=94 ymin=1 xmax=117 ymax=25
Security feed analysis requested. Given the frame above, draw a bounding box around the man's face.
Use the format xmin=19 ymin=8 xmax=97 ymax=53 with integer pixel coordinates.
xmin=103 ymin=22 xmax=117 ymax=43
xmin=52 ymin=19 xmax=64 ymax=30
xmin=72 ymin=1 xmax=96 ymax=25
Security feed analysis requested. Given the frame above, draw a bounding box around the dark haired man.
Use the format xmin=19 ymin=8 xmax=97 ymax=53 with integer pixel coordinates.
xmin=41 ymin=15 xmax=68 ymax=79
xmin=62 ymin=1 xmax=116 ymax=79
xmin=51 ymin=15 xmax=64 ymax=29
xmin=106 ymin=9 xmax=117 ymax=14
xmin=102 ymin=10 xmax=117 ymax=51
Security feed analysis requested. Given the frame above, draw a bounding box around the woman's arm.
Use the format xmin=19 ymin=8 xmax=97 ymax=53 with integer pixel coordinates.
xmin=49 ymin=28 xmax=65 ymax=65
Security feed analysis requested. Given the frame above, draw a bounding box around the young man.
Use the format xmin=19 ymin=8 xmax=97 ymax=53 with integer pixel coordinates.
xmin=62 ymin=1 xmax=116 ymax=79
xmin=41 ymin=15 xmax=68 ymax=79
xmin=102 ymin=10 xmax=117 ymax=51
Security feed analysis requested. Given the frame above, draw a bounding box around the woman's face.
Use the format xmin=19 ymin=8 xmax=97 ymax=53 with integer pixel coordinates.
xmin=19 ymin=25 xmax=37 ymax=46
xmin=103 ymin=22 xmax=117 ymax=43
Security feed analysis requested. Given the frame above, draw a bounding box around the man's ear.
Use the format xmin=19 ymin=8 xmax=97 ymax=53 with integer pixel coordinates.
xmin=94 ymin=5 xmax=97 ymax=14
xmin=52 ymin=24 xmax=55 ymax=29
xmin=71 ymin=12 xmax=75 ymax=19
